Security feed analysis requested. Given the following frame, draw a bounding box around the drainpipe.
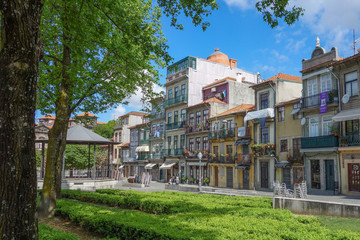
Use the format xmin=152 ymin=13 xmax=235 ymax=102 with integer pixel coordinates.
xmin=267 ymin=81 xmax=277 ymax=182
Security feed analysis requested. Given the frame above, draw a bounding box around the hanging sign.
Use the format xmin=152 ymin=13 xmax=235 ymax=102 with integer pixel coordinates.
xmin=319 ymin=92 xmax=328 ymax=114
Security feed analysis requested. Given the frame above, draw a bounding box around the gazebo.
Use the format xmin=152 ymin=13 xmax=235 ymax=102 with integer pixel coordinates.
xmin=36 ymin=124 xmax=116 ymax=180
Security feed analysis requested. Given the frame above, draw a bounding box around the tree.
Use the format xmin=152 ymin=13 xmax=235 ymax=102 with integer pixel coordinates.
xmin=93 ymin=120 xmax=117 ymax=139
xmin=0 ymin=0 xmax=43 ymax=239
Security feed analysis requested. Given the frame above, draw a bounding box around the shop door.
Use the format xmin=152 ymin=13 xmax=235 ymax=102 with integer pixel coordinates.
xmin=243 ymin=169 xmax=249 ymax=189
xmin=283 ymin=168 xmax=291 ymax=189
xmin=260 ymin=162 xmax=269 ymax=188
xmin=325 ymin=160 xmax=335 ymax=190
xmin=226 ymin=167 xmax=233 ymax=188
xmin=348 ymin=163 xmax=360 ymax=192
xmin=215 ymin=166 xmax=218 ymax=187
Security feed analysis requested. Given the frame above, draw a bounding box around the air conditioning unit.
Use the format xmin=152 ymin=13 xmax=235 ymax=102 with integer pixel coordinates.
xmin=211 ymin=87 xmax=216 ymax=92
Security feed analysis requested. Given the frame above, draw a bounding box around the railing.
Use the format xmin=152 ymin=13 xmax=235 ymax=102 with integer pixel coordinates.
xmin=208 ymin=154 xmax=235 ymax=164
xmin=37 ymin=169 xmax=112 ymax=180
xmin=149 ymin=133 xmax=164 ymax=140
xmin=250 ymin=144 xmax=276 ymax=157
xmin=301 ymin=135 xmax=338 ymax=149
xmin=238 ymin=126 xmax=251 ymax=138
xmin=235 ymin=154 xmax=251 ymax=164
xmin=287 ymin=151 xmax=304 ymax=164
xmin=166 ymin=121 xmax=186 ymax=130
xmin=339 ymin=133 xmax=360 ymax=147
xmin=185 ymin=124 xmax=210 ymax=133
xmin=301 ymin=91 xmax=338 ymax=109
xmin=139 ymin=139 xmax=150 ymax=145
xmin=164 ymin=94 xmax=188 ymax=107
xmin=138 ymin=154 xmax=149 ymax=160
xmin=166 ymin=68 xmax=188 ymax=83
xmin=163 ymin=148 xmax=184 ymax=156
xmin=151 ymin=152 xmax=164 ymax=159
xmin=150 ymin=113 xmax=165 ymax=119
xmin=208 ymin=130 xmax=218 ymax=140
xmin=219 ymin=128 xmax=236 ymax=138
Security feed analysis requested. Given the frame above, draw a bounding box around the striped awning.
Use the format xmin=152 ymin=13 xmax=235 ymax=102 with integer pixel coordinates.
xmin=145 ymin=163 xmax=157 ymax=169
xmin=159 ymin=162 xmax=177 ymax=169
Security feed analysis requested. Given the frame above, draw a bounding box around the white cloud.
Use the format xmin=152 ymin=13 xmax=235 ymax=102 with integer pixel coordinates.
xmin=110 ymin=84 xmax=165 ymax=119
xmin=271 ymin=50 xmax=289 ymax=62
xmin=223 ymin=0 xmax=254 ymax=10
xmin=111 ymin=105 xmax=126 ymax=120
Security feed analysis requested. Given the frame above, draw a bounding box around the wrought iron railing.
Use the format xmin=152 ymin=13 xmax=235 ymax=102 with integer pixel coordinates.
xmin=164 ymin=94 xmax=188 ymax=107
xmin=163 ymin=148 xmax=184 ymax=156
xmin=166 ymin=121 xmax=186 ymax=130
xmin=301 ymin=90 xmax=338 ymax=109
xmin=339 ymin=133 xmax=360 ymax=147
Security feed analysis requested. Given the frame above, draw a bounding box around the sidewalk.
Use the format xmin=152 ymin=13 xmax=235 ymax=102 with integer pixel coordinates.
xmin=114 ymin=180 xmax=360 ymax=206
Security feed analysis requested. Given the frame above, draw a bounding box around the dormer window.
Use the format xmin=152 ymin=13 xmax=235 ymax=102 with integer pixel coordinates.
xmin=260 ymin=93 xmax=269 ymax=109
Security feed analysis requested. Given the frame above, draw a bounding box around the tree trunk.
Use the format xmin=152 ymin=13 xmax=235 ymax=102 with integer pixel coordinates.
xmin=38 ymin=0 xmax=72 ymax=218
xmin=0 ymin=1 xmax=43 ymax=239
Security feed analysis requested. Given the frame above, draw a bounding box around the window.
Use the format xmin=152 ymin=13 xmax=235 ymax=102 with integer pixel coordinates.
xmin=174 ymin=86 xmax=179 ymax=98
xmin=203 ymin=137 xmax=208 ymax=151
xmin=293 ymin=138 xmax=301 ymax=158
xmin=174 ymin=135 xmax=178 ymax=149
xmin=203 ymin=109 xmax=209 ymax=122
xmin=307 ymin=78 xmax=318 ymax=96
xmin=152 ymin=124 xmax=156 ymax=136
xmin=280 ymin=139 xmax=288 ymax=152
xmin=278 ymin=106 xmax=285 ymax=121
xmin=261 ymin=127 xmax=269 ymax=143
xmin=260 ymin=93 xmax=269 ymax=109
xmin=213 ymin=146 xmax=218 ymax=156
xmin=115 ymin=149 xmax=117 ymax=159
xmin=181 ymin=109 xmax=186 ymax=121
xmin=115 ymin=133 xmax=118 ymax=142
xmin=227 ymin=120 xmax=234 ymax=129
xmin=167 ymin=136 xmax=172 ymax=148
xmin=180 ymin=135 xmax=185 ymax=148
xmin=168 ymin=89 xmax=173 ymax=99
xmin=293 ymin=103 xmax=302 ymax=120
xmin=196 ymin=111 xmax=201 ymax=125
xmin=167 ymin=112 xmax=172 ymax=123
xmin=119 ymin=132 xmax=122 ymax=143
xmin=174 ymin=110 xmax=179 ymax=123
xmin=309 ymin=118 xmax=319 ymax=137
xmin=346 ymin=120 xmax=359 ymax=134
xmin=311 ymin=160 xmax=321 ymax=189
xmin=322 ymin=116 xmax=333 ymax=136
xmin=125 ymin=117 xmax=128 ymax=125
xmin=345 ymin=71 xmax=358 ymax=97
xmin=320 ymin=74 xmax=331 ymax=92
xmin=181 ymin=84 xmax=186 ymax=96
xmin=196 ymin=137 xmax=201 ymax=150
xmin=226 ymin=145 xmax=233 ymax=155
xmin=242 ymin=145 xmax=249 ymax=154
xmin=189 ymin=138 xmax=194 ymax=152
xmin=189 ymin=113 xmax=195 ymax=126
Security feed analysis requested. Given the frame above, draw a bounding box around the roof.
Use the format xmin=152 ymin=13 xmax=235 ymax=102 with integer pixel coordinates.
xmin=300 ymin=59 xmax=339 ymax=73
xmin=96 ymin=121 xmax=106 ymax=125
xmin=76 ymin=112 xmax=98 ymax=118
xmin=120 ymin=111 xmax=148 ymax=118
xmin=119 ymin=142 xmax=130 ymax=147
xmin=250 ymin=73 xmax=301 ymax=88
xmin=275 ymin=97 xmax=301 ymax=107
xmin=187 ymin=97 xmax=226 ymax=109
xmin=66 ymin=125 xmax=112 ymax=144
xmin=209 ymin=104 xmax=255 ymax=119
xmin=39 ymin=114 xmax=56 ymax=120
xmin=331 ymin=52 xmax=360 ymax=67
xmin=202 ymin=77 xmax=236 ymax=89
xmin=128 ymin=122 xmax=148 ymax=129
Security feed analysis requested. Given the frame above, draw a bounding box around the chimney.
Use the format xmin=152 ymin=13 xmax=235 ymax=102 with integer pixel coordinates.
xmin=229 ymin=59 xmax=237 ymax=68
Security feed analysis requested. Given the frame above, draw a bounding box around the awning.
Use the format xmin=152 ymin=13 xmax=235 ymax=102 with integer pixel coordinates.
xmin=332 ymin=108 xmax=360 ymax=122
xmin=244 ymin=108 xmax=274 ymax=122
xmin=290 ymin=108 xmax=300 ymax=115
xmin=135 ymin=145 xmax=150 ymax=152
xmin=118 ymin=165 xmax=124 ymax=169
xmin=274 ymin=161 xmax=290 ymax=168
xmin=235 ymin=165 xmax=248 ymax=170
xmin=235 ymin=139 xmax=251 ymax=146
xmin=145 ymin=163 xmax=157 ymax=169
xmin=159 ymin=162 xmax=177 ymax=169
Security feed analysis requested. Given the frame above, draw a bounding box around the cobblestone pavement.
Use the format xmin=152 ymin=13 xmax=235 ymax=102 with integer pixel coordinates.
xmin=114 ymin=179 xmax=360 ymax=206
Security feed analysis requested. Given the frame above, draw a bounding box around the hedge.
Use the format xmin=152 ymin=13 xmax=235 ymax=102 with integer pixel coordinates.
xmin=56 ymin=193 xmax=360 ymax=240
xmin=39 ymin=223 xmax=80 ymax=240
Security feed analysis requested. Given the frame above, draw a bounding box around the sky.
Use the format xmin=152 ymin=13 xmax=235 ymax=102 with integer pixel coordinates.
xmin=37 ymin=0 xmax=360 ymax=123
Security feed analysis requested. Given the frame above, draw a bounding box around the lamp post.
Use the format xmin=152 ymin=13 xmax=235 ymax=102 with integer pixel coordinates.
xmin=197 ymin=152 xmax=203 ymax=191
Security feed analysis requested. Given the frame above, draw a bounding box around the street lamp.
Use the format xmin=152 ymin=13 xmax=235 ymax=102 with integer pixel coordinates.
xmin=197 ymin=152 xmax=203 ymax=191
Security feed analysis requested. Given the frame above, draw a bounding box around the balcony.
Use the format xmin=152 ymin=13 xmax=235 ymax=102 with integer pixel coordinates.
xmin=287 ymin=151 xmax=304 ymax=165
xmin=208 ymin=154 xmax=235 ymax=164
xmin=235 ymin=154 xmax=251 ymax=164
xmin=219 ymin=128 xmax=236 ymax=139
xmin=250 ymin=144 xmax=276 ymax=157
xmin=166 ymin=121 xmax=186 ymax=130
xmin=151 ymin=152 xmax=163 ymax=159
xmin=301 ymin=90 xmax=338 ymax=109
xmin=164 ymin=94 xmax=188 ymax=107
xmin=149 ymin=133 xmax=164 ymax=140
xmin=238 ymin=126 xmax=251 ymax=138
xmin=208 ymin=130 xmax=218 ymax=140
xmin=150 ymin=113 xmax=165 ymax=119
xmin=185 ymin=124 xmax=210 ymax=134
xmin=163 ymin=148 xmax=184 ymax=156
xmin=139 ymin=139 xmax=150 ymax=145
xmin=301 ymin=135 xmax=339 ymax=149
xmin=339 ymin=133 xmax=360 ymax=147
xmin=137 ymin=154 xmax=149 ymax=160
xmin=166 ymin=68 xmax=188 ymax=83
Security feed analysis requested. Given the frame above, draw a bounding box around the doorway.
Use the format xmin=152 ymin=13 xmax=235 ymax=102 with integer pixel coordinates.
xmin=348 ymin=163 xmax=360 ymax=192
xmin=214 ymin=166 xmax=218 ymax=187
xmin=260 ymin=162 xmax=269 ymax=188
xmin=243 ymin=169 xmax=249 ymax=189
xmin=325 ymin=160 xmax=335 ymax=190
xmin=226 ymin=167 xmax=233 ymax=188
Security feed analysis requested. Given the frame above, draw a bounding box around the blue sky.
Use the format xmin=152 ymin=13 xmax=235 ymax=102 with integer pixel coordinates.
xmin=38 ymin=0 xmax=360 ymax=123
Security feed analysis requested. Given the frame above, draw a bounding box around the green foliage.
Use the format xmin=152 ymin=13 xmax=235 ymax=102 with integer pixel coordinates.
xmin=255 ymin=0 xmax=304 ymax=28
xmin=93 ymin=120 xmax=116 ymax=139
xmin=65 ymin=145 xmax=93 ymax=169
xmin=58 ymin=190 xmax=360 ymax=239
xmin=39 ymin=223 xmax=80 ymax=240
xmin=36 ymin=149 xmax=45 ymax=167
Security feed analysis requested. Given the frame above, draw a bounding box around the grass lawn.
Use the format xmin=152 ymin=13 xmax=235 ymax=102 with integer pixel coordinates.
xmin=44 ymin=190 xmax=360 ymax=240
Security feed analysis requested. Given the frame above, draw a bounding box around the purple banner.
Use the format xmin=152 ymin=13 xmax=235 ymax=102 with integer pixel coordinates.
xmin=319 ymin=91 xmax=328 ymax=114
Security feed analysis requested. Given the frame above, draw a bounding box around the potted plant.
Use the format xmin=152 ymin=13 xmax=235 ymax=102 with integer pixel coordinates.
xmin=329 ymin=124 xmax=339 ymax=136
xmin=181 ymin=176 xmax=188 ymax=184
xmin=189 ymin=177 xmax=195 ymax=184
xmin=203 ymin=177 xmax=210 ymax=186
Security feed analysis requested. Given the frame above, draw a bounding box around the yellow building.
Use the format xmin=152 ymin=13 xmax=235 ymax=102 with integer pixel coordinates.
xmin=208 ymin=104 xmax=255 ymax=189
xmin=275 ymin=98 xmax=303 ymax=187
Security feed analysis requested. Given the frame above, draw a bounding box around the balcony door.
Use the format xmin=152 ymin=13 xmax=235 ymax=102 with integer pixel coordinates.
xmin=325 ymin=160 xmax=335 ymax=190
xmin=309 ymin=118 xmax=319 ymax=137
xmin=260 ymin=162 xmax=269 ymax=188
xmin=307 ymin=78 xmax=318 ymax=106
